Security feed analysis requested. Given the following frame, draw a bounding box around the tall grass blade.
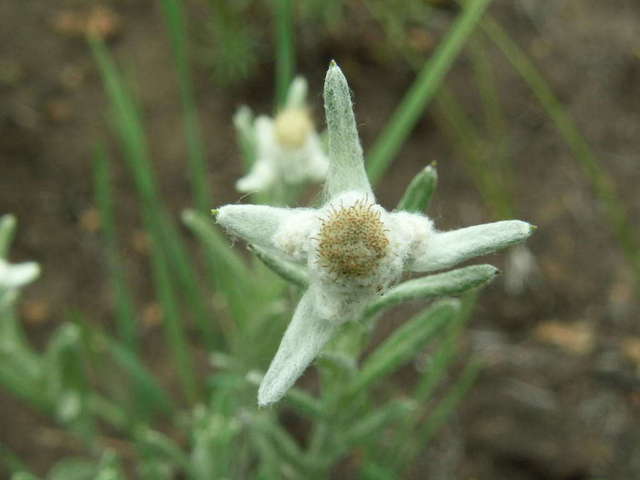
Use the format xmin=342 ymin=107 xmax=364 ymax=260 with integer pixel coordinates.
xmin=367 ymin=0 xmax=494 ymax=184
xmin=274 ymin=0 xmax=295 ymax=108
xmin=351 ymin=299 xmax=460 ymax=395
xmin=160 ymin=0 xmax=212 ymax=213
xmin=93 ymin=144 xmax=137 ymax=350
xmin=89 ymin=34 xmax=215 ymax=348
xmin=149 ymin=241 xmax=199 ymax=404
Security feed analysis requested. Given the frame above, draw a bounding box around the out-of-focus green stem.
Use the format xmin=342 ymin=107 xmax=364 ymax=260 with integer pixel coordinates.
xmin=274 ymin=0 xmax=295 ymax=108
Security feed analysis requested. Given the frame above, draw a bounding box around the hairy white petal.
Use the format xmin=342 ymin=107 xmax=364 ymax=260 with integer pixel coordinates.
xmin=411 ymin=220 xmax=534 ymax=272
xmin=285 ymin=76 xmax=308 ymax=109
xmin=0 ymin=259 xmax=40 ymax=290
xmin=236 ymin=157 xmax=277 ymax=193
xmin=305 ymin=133 xmax=330 ymax=182
xmin=272 ymin=211 xmax=318 ymax=262
xmin=258 ymin=289 xmax=337 ymax=406
xmin=323 ymin=62 xmax=372 ymax=199
xmin=387 ymin=211 xmax=434 ymax=268
xmin=216 ymin=205 xmax=296 ymax=251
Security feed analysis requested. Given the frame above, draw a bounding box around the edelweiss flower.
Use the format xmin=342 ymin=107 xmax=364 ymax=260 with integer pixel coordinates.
xmin=0 ymin=215 xmax=40 ymax=306
xmin=235 ymin=76 xmax=329 ymax=193
xmin=215 ymin=62 xmax=534 ymax=406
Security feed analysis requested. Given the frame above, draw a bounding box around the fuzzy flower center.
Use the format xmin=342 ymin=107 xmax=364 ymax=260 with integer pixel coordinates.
xmin=274 ymin=108 xmax=313 ymax=149
xmin=317 ymin=201 xmax=389 ymax=279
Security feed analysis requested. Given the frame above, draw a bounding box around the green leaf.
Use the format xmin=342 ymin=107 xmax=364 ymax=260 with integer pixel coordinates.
xmin=89 ymin=34 xmax=215 ymax=350
xmin=136 ymin=427 xmax=195 ymax=478
xmin=396 ymin=163 xmax=438 ymax=213
xmin=249 ymin=244 xmax=308 ymax=287
xmin=363 ymin=264 xmax=498 ymax=321
xmin=160 ymin=0 xmax=212 ymax=214
xmin=47 ymin=458 xmax=97 ymax=480
xmin=351 ymin=299 xmax=460 ymax=395
xmin=0 ymin=214 xmax=16 ymax=258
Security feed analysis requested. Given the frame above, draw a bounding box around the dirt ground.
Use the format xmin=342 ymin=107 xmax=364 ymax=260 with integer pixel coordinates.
xmin=1 ymin=0 xmax=639 ymax=478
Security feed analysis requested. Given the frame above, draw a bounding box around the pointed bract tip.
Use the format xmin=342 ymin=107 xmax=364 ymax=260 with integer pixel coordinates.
xmin=530 ymin=224 xmax=538 ymax=232
xmin=329 ymin=59 xmax=338 ymax=68
xmin=210 ymin=209 xmax=219 ymax=218
xmin=430 ymin=160 xmax=438 ymax=167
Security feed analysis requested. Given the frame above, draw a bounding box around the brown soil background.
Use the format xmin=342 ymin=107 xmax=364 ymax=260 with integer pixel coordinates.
xmin=1 ymin=0 xmax=639 ymax=479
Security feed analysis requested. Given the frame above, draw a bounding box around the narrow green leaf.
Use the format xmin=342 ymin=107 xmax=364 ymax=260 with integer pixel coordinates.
xmin=352 ymin=299 xmax=460 ymax=394
xmin=233 ymin=106 xmax=257 ymax=168
xmin=249 ymin=244 xmax=308 ymax=287
xmin=136 ymin=427 xmax=195 ymax=478
xmin=89 ymin=34 xmax=215 ymax=348
xmin=396 ymin=163 xmax=438 ymax=213
xmin=160 ymin=0 xmax=212 ymax=213
xmin=93 ymin=144 xmax=137 ymax=350
xmin=104 ymin=334 xmax=174 ymax=416
xmin=0 ymin=214 xmax=16 ymax=258
xmin=367 ymin=0 xmax=494 ymax=184
xmin=363 ymin=264 xmax=498 ymax=321
xmin=148 ymin=241 xmax=199 ymax=404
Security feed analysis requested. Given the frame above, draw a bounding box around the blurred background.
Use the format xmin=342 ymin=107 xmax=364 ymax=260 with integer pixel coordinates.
xmin=1 ymin=0 xmax=639 ymax=478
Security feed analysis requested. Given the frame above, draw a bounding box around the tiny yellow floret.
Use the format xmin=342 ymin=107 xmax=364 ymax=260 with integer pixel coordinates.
xmin=317 ymin=200 xmax=389 ymax=278
xmin=274 ymin=108 xmax=313 ymax=149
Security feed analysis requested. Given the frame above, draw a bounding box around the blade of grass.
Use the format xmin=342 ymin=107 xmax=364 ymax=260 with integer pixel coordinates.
xmin=350 ymin=299 xmax=460 ymax=396
xmin=160 ymin=0 xmax=212 ymax=214
xmin=149 ymin=240 xmax=199 ymax=404
xmin=366 ymin=0 xmax=494 ymax=184
xmin=482 ymin=16 xmax=640 ymax=287
xmin=89 ymin=34 xmax=215 ymax=348
xmin=435 ymin=86 xmax=514 ymax=218
xmin=402 ymin=361 xmax=480 ymax=472
xmin=274 ymin=0 xmax=295 ymax=108
xmin=93 ymin=143 xmax=137 ymax=350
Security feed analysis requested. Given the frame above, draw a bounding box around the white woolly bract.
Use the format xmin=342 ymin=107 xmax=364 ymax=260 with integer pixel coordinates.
xmin=411 ymin=220 xmax=535 ymax=272
xmin=0 ymin=259 xmax=40 ymax=290
xmin=258 ymin=288 xmax=337 ymax=406
xmin=323 ymin=62 xmax=372 ymax=200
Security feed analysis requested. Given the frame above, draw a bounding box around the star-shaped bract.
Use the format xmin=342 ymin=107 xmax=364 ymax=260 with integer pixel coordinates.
xmin=215 ymin=62 xmax=534 ymax=406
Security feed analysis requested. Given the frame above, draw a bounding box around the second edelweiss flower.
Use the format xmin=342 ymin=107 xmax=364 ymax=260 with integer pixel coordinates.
xmin=234 ymin=77 xmax=329 ymax=193
xmin=215 ymin=62 xmax=534 ymax=406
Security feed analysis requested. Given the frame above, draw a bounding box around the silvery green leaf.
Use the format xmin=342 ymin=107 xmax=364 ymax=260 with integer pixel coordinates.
xmin=363 ymin=264 xmax=498 ymax=321
xmin=396 ymin=163 xmax=438 ymax=213
xmin=249 ymin=244 xmax=308 ymax=287
xmin=0 ymin=214 xmax=17 ymax=258
xmin=323 ymin=61 xmax=372 ymax=198
xmin=340 ymin=399 xmax=415 ymax=451
xmin=11 ymin=474 xmax=40 ymax=480
xmin=233 ymin=105 xmax=256 ymax=166
xmin=284 ymin=76 xmax=308 ymax=109
xmin=95 ymin=451 xmax=124 ymax=480
xmin=47 ymin=458 xmax=97 ymax=480
xmin=350 ymin=299 xmax=460 ymax=395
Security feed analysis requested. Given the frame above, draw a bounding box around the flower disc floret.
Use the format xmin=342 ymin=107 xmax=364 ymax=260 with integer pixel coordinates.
xmin=317 ymin=199 xmax=389 ymax=279
xmin=274 ymin=108 xmax=313 ymax=149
